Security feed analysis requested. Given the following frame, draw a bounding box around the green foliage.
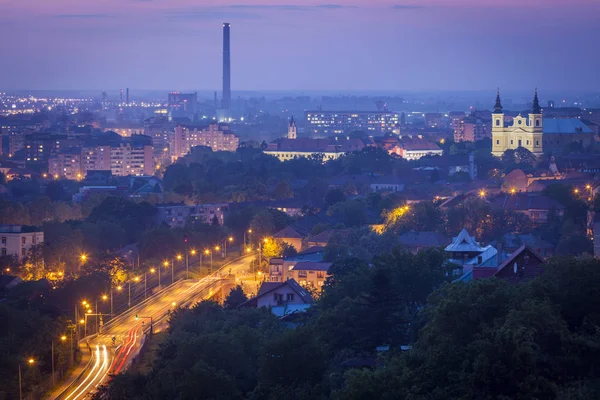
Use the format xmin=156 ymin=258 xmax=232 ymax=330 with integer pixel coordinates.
xmin=224 ymin=285 xmax=248 ymax=309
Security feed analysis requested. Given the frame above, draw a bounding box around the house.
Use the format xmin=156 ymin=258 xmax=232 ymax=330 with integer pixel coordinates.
xmin=496 ymin=233 xmax=555 ymax=258
xmin=370 ymin=175 xmax=405 ymax=193
xmin=273 ymin=226 xmax=304 ymax=252
xmin=488 ymin=193 xmax=565 ymax=223
xmin=288 ymin=262 xmax=332 ymax=290
xmin=474 ymin=245 xmax=545 ymax=284
xmin=445 ymin=229 xmax=489 ymax=266
xmin=306 ymin=229 xmax=341 ymax=248
xmin=241 ymin=279 xmax=312 ymax=310
xmin=270 ymin=249 xmax=326 ymax=283
xmin=398 ymin=231 xmax=450 ymax=253
xmin=0 ymin=225 xmax=44 ymax=262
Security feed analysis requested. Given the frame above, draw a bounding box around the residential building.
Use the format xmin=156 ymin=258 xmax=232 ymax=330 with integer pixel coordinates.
xmin=445 ymin=228 xmax=489 ymax=266
xmin=288 ymin=262 xmax=332 ymax=289
xmin=171 ymin=123 xmax=239 ymax=160
xmin=474 ymin=245 xmax=545 ymax=284
xmin=242 ymin=279 xmax=312 ymax=309
xmin=273 ymin=226 xmax=304 ymax=252
xmin=156 ymin=203 xmax=228 ymax=227
xmin=488 ymin=193 xmax=565 ymax=223
xmin=305 ymin=110 xmax=400 ymax=136
xmin=0 ymin=225 xmax=44 ymax=262
xmin=398 ymin=231 xmax=450 ymax=253
xmin=49 ymin=134 xmax=154 ymax=178
xmin=454 ymin=115 xmax=491 ymax=142
xmin=370 ymin=176 xmax=405 ymax=192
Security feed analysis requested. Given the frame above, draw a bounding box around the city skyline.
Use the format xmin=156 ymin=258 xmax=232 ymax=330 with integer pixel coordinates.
xmin=1 ymin=0 xmax=599 ymax=92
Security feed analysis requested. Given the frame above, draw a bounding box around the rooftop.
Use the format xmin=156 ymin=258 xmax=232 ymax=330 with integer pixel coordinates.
xmin=445 ymin=228 xmax=485 ymax=253
xmin=543 ymin=118 xmax=594 ymax=134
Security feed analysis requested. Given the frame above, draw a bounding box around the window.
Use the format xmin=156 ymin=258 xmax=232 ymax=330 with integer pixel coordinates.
xmin=286 ymin=293 xmax=294 ymax=301
xmin=21 ymin=237 xmax=26 ymax=245
xmin=526 ymin=140 xmax=530 ymax=145
xmin=1 ymin=237 xmax=5 ymax=245
xmin=298 ymin=270 xmax=307 ymax=278
xmin=496 ymin=119 xmax=500 ymax=126
xmin=1 ymin=248 xmax=6 ymax=256
xmin=536 ymin=140 xmax=539 ymax=146
xmin=273 ymin=293 xmax=282 ymax=302
xmin=317 ymin=271 xmax=324 ymax=279
xmin=536 ymin=120 xmax=540 ymax=127
xmin=510 ymin=140 xmax=514 ymax=145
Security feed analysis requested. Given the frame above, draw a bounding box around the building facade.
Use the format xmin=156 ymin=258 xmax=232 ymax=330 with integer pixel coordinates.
xmin=0 ymin=225 xmax=44 ymax=262
xmin=305 ymin=111 xmax=400 ymax=136
xmin=171 ymin=123 xmax=239 ymax=161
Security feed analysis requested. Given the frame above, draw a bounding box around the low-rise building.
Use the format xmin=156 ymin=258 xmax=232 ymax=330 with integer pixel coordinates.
xmin=264 ymin=137 xmax=365 ymax=162
xmin=289 ymin=262 xmax=332 ymax=290
xmin=242 ymin=279 xmax=313 ymax=309
xmin=156 ymin=203 xmax=228 ymax=227
xmin=0 ymin=225 xmax=44 ymax=262
xmin=398 ymin=231 xmax=450 ymax=253
xmin=273 ymin=226 xmax=304 ymax=252
xmin=488 ymin=193 xmax=565 ymax=224
xmin=397 ymin=140 xmax=443 ymax=161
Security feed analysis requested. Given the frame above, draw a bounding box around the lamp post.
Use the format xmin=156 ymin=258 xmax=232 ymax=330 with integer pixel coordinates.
xmin=19 ymin=358 xmax=35 ymax=400
xmin=586 ymin=184 xmax=594 ymax=202
xmin=190 ymin=249 xmax=197 ymax=274
xmin=244 ymin=229 xmax=252 ymax=249
xmin=52 ymin=336 xmax=67 ymax=386
xmin=215 ymin=245 xmax=221 ymax=259
xmin=205 ymin=249 xmax=213 ymax=273
xmin=224 ymin=237 xmax=233 ymax=257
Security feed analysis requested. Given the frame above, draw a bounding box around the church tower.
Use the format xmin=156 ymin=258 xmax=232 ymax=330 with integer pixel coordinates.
xmin=288 ymin=116 xmax=297 ymax=139
xmin=528 ymin=89 xmax=543 ymax=132
xmin=491 ymin=88 xmax=505 ymax=156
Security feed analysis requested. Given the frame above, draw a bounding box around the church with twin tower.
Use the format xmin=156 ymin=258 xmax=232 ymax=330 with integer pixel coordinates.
xmin=491 ymin=89 xmax=544 ymax=157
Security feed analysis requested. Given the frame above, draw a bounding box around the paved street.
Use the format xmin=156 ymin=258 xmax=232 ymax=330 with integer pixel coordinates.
xmin=50 ymin=255 xmax=253 ymax=400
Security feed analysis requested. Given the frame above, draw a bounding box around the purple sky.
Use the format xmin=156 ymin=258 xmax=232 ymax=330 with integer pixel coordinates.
xmin=1 ymin=0 xmax=599 ymax=92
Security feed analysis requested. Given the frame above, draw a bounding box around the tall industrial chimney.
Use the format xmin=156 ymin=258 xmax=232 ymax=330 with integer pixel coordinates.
xmin=126 ymin=88 xmax=130 ymax=104
xmin=222 ymin=23 xmax=231 ymax=111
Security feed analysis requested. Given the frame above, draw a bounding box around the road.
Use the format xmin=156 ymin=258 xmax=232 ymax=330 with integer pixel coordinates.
xmin=51 ymin=255 xmax=253 ymax=400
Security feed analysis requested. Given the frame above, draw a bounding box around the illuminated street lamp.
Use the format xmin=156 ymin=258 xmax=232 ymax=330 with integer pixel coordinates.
xmin=19 ymin=358 xmax=35 ymax=400
xmin=479 ymin=190 xmax=486 ymax=198
xmin=224 ymin=236 xmax=233 ymax=257
xmin=205 ymin=249 xmax=213 ymax=273
xmin=510 ymin=188 xmax=516 ymax=195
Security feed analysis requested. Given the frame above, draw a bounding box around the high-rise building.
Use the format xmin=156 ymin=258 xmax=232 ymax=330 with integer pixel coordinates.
xmin=222 ymin=23 xmax=231 ymax=112
xmin=171 ymin=123 xmax=239 ymax=161
xmin=305 ymin=111 xmax=400 ymax=136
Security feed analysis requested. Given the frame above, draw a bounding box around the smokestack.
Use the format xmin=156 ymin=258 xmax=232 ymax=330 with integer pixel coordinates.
xmin=126 ymin=88 xmax=130 ymax=104
xmin=222 ymin=23 xmax=231 ymax=111
xmin=120 ymin=89 xmax=123 ymax=103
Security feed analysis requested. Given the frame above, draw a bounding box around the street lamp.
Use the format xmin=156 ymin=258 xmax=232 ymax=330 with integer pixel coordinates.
xmin=244 ymin=229 xmax=252 ymax=249
xmin=479 ymin=190 xmax=486 ymax=198
xmin=224 ymin=237 xmax=233 ymax=257
xmin=19 ymin=358 xmax=35 ymax=400
xmin=205 ymin=249 xmax=213 ymax=273
xmin=51 ymin=335 xmax=68 ymax=386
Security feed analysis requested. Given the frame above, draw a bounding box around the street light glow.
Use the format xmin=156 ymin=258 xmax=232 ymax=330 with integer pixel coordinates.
xmin=81 ymin=300 xmax=88 ymax=306
xmin=80 ymin=254 xmax=87 ymax=262
xmin=134 ymin=276 xmax=140 ymax=282
xmin=479 ymin=190 xmax=486 ymax=197
xmin=228 ymin=237 xmax=233 ymax=242
xmin=61 ymin=335 xmax=67 ymax=341
xmin=102 ymin=295 xmax=108 ymax=301
xmin=215 ymin=245 xmax=221 ymax=251
xmin=510 ymin=188 xmax=516 ymax=194
xmin=117 ymin=285 xmax=123 ymax=291
xmin=171 ymin=302 xmax=176 ymax=307
xmin=163 ymin=260 xmax=169 ymax=267
xmin=190 ymin=249 xmax=197 ymax=256
xmin=204 ymin=249 xmax=210 ymax=255
xmin=28 ymin=358 xmax=35 ymax=365
xmin=79 ymin=319 xmax=85 ymax=324
xmin=176 ymin=254 xmax=182 ymax=261
xmin=150 ymin=268 xmax=156 ymax=273
xmin=574 ymin=188 xmax=580 ymax=194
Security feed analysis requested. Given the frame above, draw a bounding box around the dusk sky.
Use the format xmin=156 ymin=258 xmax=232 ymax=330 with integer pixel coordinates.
xmin=1 ymin=0 xmax=599 ymax=92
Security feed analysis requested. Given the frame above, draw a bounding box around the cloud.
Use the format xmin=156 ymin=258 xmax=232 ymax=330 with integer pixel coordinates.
xmin=53 ymin=14 xmax=113 ymax=19
xmin=228 ymin=4 xmax=356 ymax=11
xmin=391 ymin=4 xmax=426 ymax=9
xmin=164 ymin=10 xmax=261 ymax=20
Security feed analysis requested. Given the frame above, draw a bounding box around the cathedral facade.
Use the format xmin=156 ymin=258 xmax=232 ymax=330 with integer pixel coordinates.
xmin=491 ymin=90 xmax=544 ymax=157
xmin=492 ymin=89 xmax=595 ymax=157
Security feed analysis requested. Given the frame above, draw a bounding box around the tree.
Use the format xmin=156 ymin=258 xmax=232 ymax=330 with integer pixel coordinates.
xmin=262 ymin=238 xmax=283 ymax=260
xmin=272 ymin=181 xmax=293 ymax=200
xmin=224 ymin=285 xmax=248 ymax=309
xmin=325 ymin=188 xmax=346 ymax=207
